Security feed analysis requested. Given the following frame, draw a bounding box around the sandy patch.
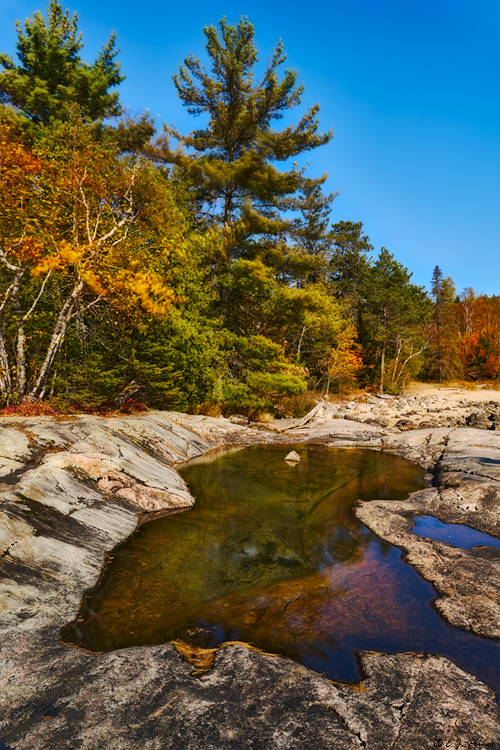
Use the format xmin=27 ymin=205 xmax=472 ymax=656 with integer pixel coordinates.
xmin=405 ymin=383 xmax=500 ymax=403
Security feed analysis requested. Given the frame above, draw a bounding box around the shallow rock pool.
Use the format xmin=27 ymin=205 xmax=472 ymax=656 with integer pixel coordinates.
xmin=63 ymin=444 xmax=500 ymax=692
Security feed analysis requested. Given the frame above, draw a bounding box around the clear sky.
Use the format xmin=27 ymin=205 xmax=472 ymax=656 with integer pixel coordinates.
xmin=1 ymin=0 xmax=499 ymax=296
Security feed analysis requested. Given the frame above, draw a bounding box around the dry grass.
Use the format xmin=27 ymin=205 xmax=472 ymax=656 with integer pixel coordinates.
xmin=171 ymin=639 xmax=294 ymax=676
xmin=441 ymin=379 xmax=477 ymax=391
xmin=171 ymin=641 xmax=218 ymax=674
xmin=254 ymin=411 xmax=275 ymax=423
xmin=190 ymin=401 xmax=223 ymax=417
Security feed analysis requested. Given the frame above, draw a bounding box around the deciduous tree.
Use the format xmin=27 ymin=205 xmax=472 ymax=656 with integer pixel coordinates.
xmin=0 ymin=109 xmax=186 ymax=402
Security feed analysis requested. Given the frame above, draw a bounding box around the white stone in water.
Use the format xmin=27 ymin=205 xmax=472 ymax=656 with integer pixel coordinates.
xmin=285 ymin=451 xmax=301 ymax=462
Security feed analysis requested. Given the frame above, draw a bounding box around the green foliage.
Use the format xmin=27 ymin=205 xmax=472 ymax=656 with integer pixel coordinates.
xmin=226 ymin=334 xmax=285 ymax=373
xmin=246 ymin=372 xmax=307 ymax=396
xmin=329 ymin=221 xmax=373 ymax=301
xmin=0 ymin=1 xmax=123 ymax=124
xmin=217 ymin=331 xmax=308 ymax=415
xmin=49 ymin=299 xmax=222 ymax=411
xmin=291 ymin=179 xmax=337 ymax=258
xmin=360 ymin=248 xmax=430 ymax=392
xmin=426 ymin=265 xmax=460 ymax=382
xmin=221 ymin=371 xmax=307 ymax=417
xmin=220 ymin=381 xmax=267 ymax=414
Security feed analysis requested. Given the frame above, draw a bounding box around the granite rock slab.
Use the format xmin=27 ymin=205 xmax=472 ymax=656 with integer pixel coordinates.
xmin=1 ymin=412 xmax=500 ymax=748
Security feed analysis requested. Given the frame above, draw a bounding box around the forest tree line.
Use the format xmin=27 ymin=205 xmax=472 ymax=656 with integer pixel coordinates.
xmin=0 ymin=3 xmax=497 ymax=416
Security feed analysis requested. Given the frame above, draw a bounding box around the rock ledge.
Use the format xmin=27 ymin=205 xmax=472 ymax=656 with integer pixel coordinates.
xmin=1 ymin=411 xmax=500 ymax=749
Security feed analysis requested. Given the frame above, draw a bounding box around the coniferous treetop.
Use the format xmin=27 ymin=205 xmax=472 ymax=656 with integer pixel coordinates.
xmin=169 ymin=18 xmax=328 ymax=159
xmin=165 ymin=17 xmax=332 ymax=227
xmin=0 ymin=0 xmax=124 ymax=124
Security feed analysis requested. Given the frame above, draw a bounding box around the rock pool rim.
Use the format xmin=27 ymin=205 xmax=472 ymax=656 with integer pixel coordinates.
xmin=61 ymin=444 xmax=436 ymax=677
xmin=59 ymin=441 xmax=500 ymax=700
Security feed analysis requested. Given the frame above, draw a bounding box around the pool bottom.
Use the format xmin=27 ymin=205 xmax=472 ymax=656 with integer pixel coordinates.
xmin=62 ymin=445 xmax=500 ymax=696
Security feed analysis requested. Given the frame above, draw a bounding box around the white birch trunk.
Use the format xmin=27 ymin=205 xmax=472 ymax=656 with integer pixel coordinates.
xmin=27 ymin=280 xmax=85 ymax=402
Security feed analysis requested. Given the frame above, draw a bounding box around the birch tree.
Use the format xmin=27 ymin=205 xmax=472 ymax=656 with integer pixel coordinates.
xmin=0 ymin=110 xmax=184 ymax=402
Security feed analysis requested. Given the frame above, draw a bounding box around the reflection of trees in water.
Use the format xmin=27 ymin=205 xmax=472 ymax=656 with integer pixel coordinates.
xmin=73 ymin=445 xmax=426 ymax=652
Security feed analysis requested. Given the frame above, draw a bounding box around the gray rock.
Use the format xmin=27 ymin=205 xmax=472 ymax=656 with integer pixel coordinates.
xmin=467 ymin=413 xmax=494 ymax=429
xmin=228 ymin=414 xmax=249 ymax=425
xmin=394 ymin=419 xmax=416 ymax=431
xmin=3 ymin=638 xmax=499 ymax=750
xmin=1 ymin=416 xmax=500 ymax=748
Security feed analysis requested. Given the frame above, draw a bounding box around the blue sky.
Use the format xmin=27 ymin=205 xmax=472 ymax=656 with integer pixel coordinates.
xmin=1 ymin=0 xmax=499 ymax=295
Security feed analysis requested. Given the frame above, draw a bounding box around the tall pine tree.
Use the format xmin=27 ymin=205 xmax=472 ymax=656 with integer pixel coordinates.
xmin=428 ymin=265 xmax=460 ymax=382
xmin=165 ymin=18 xmax=331 ymax=235
xmin=361 ymin=249 xmax=430 ymax=393
xmin=164 ymin=18 xmax=346 ymax=410
xmin=329 ymin=221 xmax=373 ymax=297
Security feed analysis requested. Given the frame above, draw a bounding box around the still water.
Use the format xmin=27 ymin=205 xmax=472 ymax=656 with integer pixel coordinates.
xmin=411 ymin=514 xmax=500 ymax=550
xmin=64 ymin=444 xmax=500 ymax=692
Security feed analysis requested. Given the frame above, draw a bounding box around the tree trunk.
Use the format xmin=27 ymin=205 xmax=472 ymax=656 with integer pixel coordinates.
xmin=379 ymin=305 xmax=387 ymax=394
xmin=379 ymin=338 xmax=386 ymax=394
xmin=296 ymin=326 xmax=307 ymax=361
xmin=11 ymin=270 xmax=27 ymax=397
xmin=27 ymin=280 xmax=84 ymax=401
xmin=0 ymin=329 xmax=12 ymax=397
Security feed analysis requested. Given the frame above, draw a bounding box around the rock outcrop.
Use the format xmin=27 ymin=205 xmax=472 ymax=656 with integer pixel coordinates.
xmin=1 ymin=410 xmax=500 ymax=748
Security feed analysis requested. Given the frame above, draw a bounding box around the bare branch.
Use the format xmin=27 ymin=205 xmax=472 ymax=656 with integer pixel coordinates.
xmin=23 ymin=269 xmax=53 ymax=321
xmin=111 ymin=222 xmax=132 ymax=247
xmin=0 ymin=283 xmax=14 ymax=314
xmin=78 ymin=168 xmax=92 ymax=244
xmin=401 ymin=344 xmax=429 ymax=370
xmin=93 ymin=168 xmax=138 ymax=253
xmin=0 ymin=241 xmax=23 ymax=273
xmin=91 ymin=205 xmax=104 ymax=242
xmin=69 ymin=293 xmax=106 ymax=319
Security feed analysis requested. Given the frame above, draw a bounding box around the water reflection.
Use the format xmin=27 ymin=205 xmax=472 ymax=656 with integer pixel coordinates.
xmin=64 ymin=444 xmax=500 ymax=694
xmin=410 ymin=514 xmax=500 ymax=549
